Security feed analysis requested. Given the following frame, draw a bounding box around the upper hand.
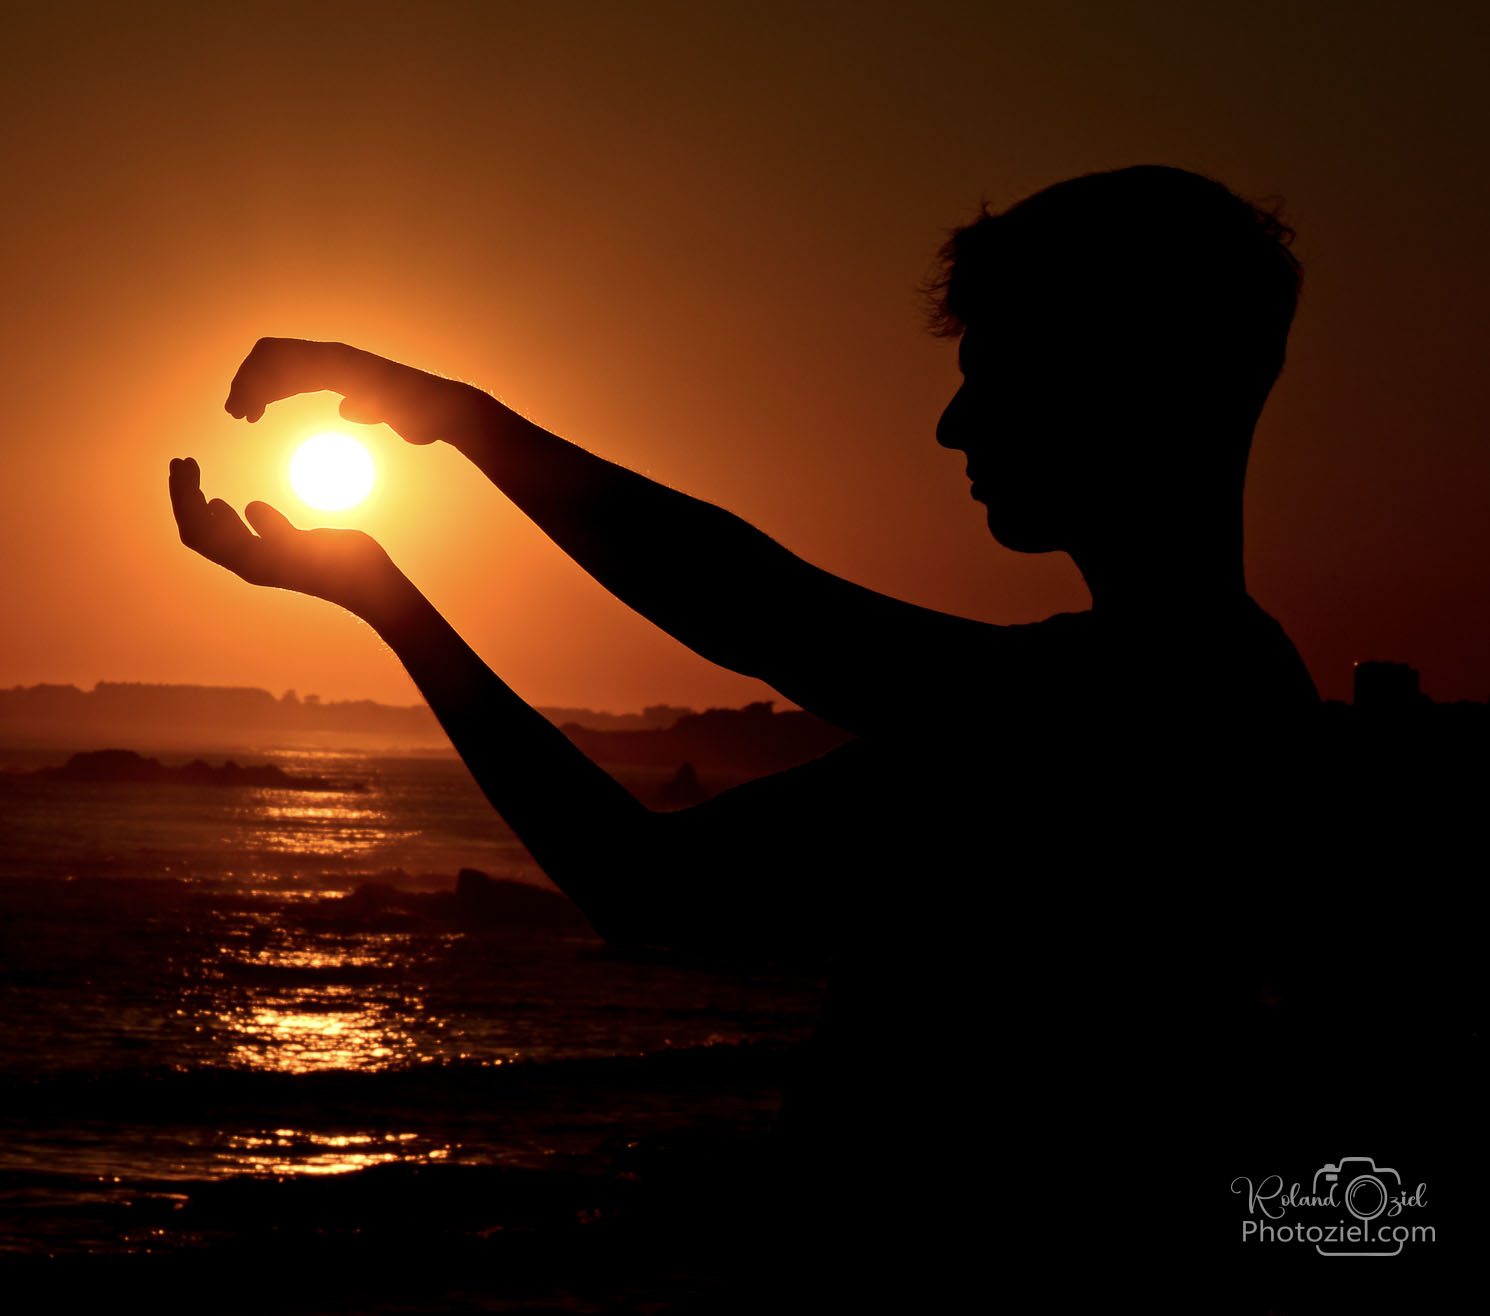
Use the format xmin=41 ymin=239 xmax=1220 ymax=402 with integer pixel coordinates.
xmin=224 ymin=338 xmax=494 ymax=445
xmin=169 ymin=457 xmax=407 ymax=619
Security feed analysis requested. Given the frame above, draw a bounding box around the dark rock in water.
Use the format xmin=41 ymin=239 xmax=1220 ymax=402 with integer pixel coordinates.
xmin=656 ymin=760 xmax=710 ymax=808
xmin=336 ymin=881 xmax=411 ymax=921
xmin=40 ymin=748 xmax=360 ymax=791
xmin=49 ymin=748 xmax=171 ymax=783
xmin=453 ymin=868 xmax=588 ymax=926
xmin=312 ymin=869 xmax=589 ymax=930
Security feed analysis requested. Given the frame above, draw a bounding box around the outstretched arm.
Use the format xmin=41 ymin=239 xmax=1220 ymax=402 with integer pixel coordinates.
xmin=224 ymin=339 xmax=1008 ymax=736
xmin=169 ymin=458 xmax=846 ymax=950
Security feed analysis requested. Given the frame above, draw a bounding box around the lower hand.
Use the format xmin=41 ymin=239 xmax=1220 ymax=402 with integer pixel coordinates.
xmin=169 ymin=457 xmax=409 ymax=620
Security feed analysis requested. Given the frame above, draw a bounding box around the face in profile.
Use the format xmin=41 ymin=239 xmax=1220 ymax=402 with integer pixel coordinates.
xmin=937 ymin=323 xmax=1107 ymax=554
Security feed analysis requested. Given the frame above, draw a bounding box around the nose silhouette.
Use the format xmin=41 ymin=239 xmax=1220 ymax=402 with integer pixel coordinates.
xmin=937 ymin=385 xmax=968 ymax=451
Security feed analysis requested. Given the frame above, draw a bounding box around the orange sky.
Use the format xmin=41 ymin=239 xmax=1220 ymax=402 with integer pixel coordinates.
xmin=2 ymin=1 xmax=1487 ymax=710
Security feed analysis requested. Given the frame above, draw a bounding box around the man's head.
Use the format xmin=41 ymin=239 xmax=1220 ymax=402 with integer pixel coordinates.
xmin=931 ymin=166 xmax=1301 ymax=555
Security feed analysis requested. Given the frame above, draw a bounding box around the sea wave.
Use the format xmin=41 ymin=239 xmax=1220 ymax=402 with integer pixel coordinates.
xmin=0 ymin=1039 xmax=803 ymax=1120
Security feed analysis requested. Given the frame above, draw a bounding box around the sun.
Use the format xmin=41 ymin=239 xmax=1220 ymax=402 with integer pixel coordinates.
xmin=289 ymin=433 xmax=376 ymax=511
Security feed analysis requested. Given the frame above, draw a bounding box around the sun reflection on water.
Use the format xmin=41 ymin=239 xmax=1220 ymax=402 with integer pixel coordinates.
xmin=203 ymin=918 xmax=463 ymax=1177
xmin=225 ymin=997 xmax=409 ymax=1072
xmin=236 ymin=793 xmax=419 ymax=859
xmin=223 ymin=1130 xmax=448 ymax=1177
xmin=242 ymin=946 xmax=384 ymax=970
xmin=216 ymin=935 xmax=425 ymax=1073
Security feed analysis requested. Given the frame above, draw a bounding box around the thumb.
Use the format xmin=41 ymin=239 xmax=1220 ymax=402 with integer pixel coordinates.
xmin=244 ymin=501 xmax=301 ymax=540
xmin=339 ymin=395 xmax=385 ymax=425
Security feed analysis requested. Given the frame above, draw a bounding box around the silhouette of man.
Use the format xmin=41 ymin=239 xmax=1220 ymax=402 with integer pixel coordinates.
xmin=170 ymin=166 xmax=1327 ymax=1309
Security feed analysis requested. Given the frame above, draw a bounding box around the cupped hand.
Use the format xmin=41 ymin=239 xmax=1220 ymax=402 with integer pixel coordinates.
xmin=169 ymin=457 xmax=406 ymax=619
xmin=225 ymin=338 xmax=494 ymax=445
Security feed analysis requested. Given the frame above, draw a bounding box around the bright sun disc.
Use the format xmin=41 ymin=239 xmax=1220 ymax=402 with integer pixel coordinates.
xmin=290 ymin=433 xmax=375 ymax=511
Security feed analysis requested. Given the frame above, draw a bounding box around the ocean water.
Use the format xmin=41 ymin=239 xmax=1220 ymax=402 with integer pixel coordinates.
xmin=0 ymin=749 xmax=826 ymax=1306
xmin=0 ymin=747 xmax=548 ymax=887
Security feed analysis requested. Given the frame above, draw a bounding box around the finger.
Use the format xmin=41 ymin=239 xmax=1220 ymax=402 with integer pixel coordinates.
xmin=172 ymin=476 xmax=257 ymax=578
xmin=244 ymin=501 xmax=301 ymax=541
xmin=169 ymin=457 xmax=211 ymax=544
xmin=168 ymin=454 xmax=201 ymax=501
xmin=206 ymin=498 xmax=275 ymax=576
xmin=225 ymin=337 xmax=411 ymax=424
xmin=207 ymin=498 xmax=257 ymax=545
xmin=339 ymin=396 xmax=386 ymax=425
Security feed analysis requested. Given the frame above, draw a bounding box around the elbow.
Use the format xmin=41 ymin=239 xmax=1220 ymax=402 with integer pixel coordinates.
xmin=584 ymin=896 xmax=700 ymax=956
xmin=582 ymin=889 xmax=728 ymax=958
xmin=543 ymin=815 xmax=745 ymax=956
xmin=585 ymin=907 xmax=658 ymax=951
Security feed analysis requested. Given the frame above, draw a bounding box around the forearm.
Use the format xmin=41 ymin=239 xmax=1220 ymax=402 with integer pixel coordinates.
xmin=448 ymin=401 xmax=825 ymax=680
xmin=359 ymin=576 xmax=660 ymax=941
xmin=359 ymin=576 xmax=849 ymax=956
xmin=446 ymin=402 xmax=1014 ymax=736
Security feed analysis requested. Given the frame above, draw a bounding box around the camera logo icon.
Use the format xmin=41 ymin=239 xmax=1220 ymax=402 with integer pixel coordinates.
xmin=1313 ymin=1156 xmax=1403 ymax=1255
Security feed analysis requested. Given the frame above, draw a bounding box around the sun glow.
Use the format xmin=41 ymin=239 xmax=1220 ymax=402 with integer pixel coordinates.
xmin=289 ymin=433 xmax=376 ymax=511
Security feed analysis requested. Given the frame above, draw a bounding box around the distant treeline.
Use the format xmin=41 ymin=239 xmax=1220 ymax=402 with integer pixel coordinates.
xmin=0 ymin=682 xmax=847 ymax=773
xmin=0 ymin=681 xmax=691 ymax=748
